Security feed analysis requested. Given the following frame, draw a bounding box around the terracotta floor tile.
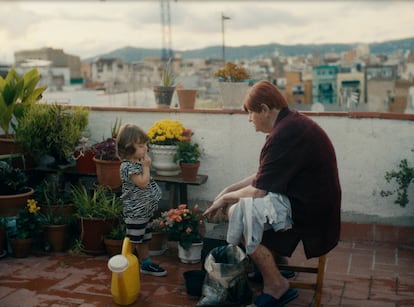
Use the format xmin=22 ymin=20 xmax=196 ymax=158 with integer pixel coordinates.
xmin=319 ymin=279 xmax=344 ymax=305
xmin=342 ymin=278 xmax=371 ymax=300
xmin=339 ymin=299 xmax=396 ymax=307
xmin=374 ymin=248 xmax=397 ymax=265
xmin=0 ymin=239 xmax=413 ymax=307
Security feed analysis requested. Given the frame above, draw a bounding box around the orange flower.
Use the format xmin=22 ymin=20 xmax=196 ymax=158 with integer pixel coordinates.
xmin=175 ymin=215 xmax=182 ymax=222
xmin=160 ymin=204 xmax=204 ymax=250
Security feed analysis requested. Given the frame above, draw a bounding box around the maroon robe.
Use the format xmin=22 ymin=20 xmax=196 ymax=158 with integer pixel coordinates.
xmin=253 ymin=108 xmax=341 ymax=258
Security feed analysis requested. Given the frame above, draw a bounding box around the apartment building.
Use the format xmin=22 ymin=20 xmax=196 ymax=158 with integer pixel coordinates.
xmin=14 ymin=47 xmax=81 ymax=79
xmin=312 ymin=65 xmax=338 ymax=105
xmin=9 ymin=45 xmax=413 ymax=112
xmin=13 ymin=47 xmax=81 ymax=91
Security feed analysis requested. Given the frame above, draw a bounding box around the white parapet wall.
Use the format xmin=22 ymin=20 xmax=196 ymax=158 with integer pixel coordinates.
xmin=3 ymin=106 xmax=413 ymax=225
xmin=82 ymin=108 xmax=414 ymax=226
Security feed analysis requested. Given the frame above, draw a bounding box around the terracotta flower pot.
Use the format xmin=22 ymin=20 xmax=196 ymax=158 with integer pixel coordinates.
xmin=0 ymin=136 xmax=36 ymax=169
xmin=104 ymin=238 xmax=123 ymax=257
xmin=177 ymin=89 xmax=197 ymax=109
xmin=93 ymin=157 xmax=121 ymax=189
xmin=10 ymin=238 xmax=32 ymax=258
xmin=75 ymin=150 xmax=96 ymax=174
xmin=45 ymin=224 xmax=68 ymax=252
xmin=78 ymin=217 xmax=116 ymax=255
xmin=149 ymin=232 xmax=168 ymax=256
xmin=0 ymin=188 xmax=35 ymax=217
xmin=180 ymin=162 xmax=200 ymax=181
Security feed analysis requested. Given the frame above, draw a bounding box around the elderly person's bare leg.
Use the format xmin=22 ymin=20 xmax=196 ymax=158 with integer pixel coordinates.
xmin=227 ymin=203 xmax=289 ymax=300
xmin=250 ymin=244 xmax=290 ymax=300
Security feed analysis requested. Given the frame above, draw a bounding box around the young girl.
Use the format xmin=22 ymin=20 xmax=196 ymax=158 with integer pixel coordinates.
xmin=116 ymin=123 xmax=167 ymax=277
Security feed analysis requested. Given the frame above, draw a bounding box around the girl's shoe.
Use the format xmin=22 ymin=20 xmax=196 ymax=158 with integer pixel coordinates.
xmin=140 ymin=262 xmax=167 ymax=277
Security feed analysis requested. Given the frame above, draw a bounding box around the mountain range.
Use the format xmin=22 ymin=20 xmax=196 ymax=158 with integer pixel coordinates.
xmin=84 ymin=37 xmax=414 ymax=63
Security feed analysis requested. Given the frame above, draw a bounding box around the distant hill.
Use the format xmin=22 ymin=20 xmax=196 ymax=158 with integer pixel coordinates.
xmin=83 ymin=37 xmax=414 ymax=63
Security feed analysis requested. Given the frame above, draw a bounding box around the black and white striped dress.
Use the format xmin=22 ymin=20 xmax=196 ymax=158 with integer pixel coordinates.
xmin=120 ymin=161 xmax=162 ymax=219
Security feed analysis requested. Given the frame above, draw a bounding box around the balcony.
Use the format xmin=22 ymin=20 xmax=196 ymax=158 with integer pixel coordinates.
xmin=0 ymin=106 xmax=413 ymax=306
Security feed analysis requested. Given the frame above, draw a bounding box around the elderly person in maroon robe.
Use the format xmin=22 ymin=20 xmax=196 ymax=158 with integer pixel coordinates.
xmin=204 ymin=80 xmax=341 ymax=307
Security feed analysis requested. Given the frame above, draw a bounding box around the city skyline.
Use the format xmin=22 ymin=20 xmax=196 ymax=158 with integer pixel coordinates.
xmin=1 ymin=1 xmax=413 ymax=64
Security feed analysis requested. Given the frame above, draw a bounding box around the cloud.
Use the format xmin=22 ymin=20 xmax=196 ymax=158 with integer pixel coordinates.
xmin=0 ymin=1 xmax=413 ymax=63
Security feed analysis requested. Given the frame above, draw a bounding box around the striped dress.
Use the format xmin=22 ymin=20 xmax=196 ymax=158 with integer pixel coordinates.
xmin=120 ymin=161 xmax=162 ymax=219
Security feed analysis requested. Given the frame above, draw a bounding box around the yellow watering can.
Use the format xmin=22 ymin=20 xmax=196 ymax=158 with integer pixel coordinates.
xmin=107 ymin=237 xmax=140 ymax=305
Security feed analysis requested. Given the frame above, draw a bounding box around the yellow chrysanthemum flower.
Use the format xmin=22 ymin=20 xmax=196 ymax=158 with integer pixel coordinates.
xmin=26 ymin=199 xmax=40 ymax=214
xmin=147 ymin=119 xmax=187 ymax=145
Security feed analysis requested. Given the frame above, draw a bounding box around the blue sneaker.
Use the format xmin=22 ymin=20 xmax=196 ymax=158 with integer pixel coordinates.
xmin=140 ymin=262 xmax=167 ymax=277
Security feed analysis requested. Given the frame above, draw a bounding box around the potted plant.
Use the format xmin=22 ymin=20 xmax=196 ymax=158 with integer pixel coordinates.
xmin=153 ymin=58 xmax=177 ymax=108
xmin=214 ymin=61 xmax=251 ymax=109
xmin=9 ymin=199 xmax=44 ymax=257
xmin=162 ymin=204 xmax=204 ymax=263
xmin=34 ymin=177 xmax=74 ymax=253
xmin=0 ymin=160 xmax=34 ymax=216
xmin=41 ymin=212 xmax=70 ymax=253
xmin=92 ymin=118 xmax=122 ymax=189
xmin=72 ymin=136 xmax=96 ymax=174
xmin=173 ymin=129 xmax=202 ymax=181
xmin=34 ymin=175 xmax=74 ymax=217
xmin=15 ymin=103 xmax=89 ymax=167
xmin=148 ymin=215 xmax=169 ymax=256
xmin=0 ymin=68 xmax=47 ymax=154
xmin=71 ymin=184 xmax=123 ymax=255
xmin=104 ymin=220 xmax=126 ymax=257
xmin=147 ymin=119 xmax=188 ymax=176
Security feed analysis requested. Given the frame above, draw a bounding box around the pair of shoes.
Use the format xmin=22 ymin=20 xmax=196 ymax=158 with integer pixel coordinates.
xmin=254 ymin=288 xmax=299 ymax=307
xmin=140 ymin=263 xmax=167 ymax=277
xmin=248 ymin=269 xmax=295 ymax=283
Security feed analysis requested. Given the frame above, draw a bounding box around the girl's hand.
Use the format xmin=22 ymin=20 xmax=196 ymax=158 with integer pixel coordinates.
xmin=140 ymin=153 xmax=152 ymax=167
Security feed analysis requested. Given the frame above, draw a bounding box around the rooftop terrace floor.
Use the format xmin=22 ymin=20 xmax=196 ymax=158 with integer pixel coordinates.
xmin=0 ymin=240 xmax=413 ymax=307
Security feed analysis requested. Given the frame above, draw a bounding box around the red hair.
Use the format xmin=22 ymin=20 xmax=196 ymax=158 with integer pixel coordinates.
xmin=243 ymin=80 xmax=288 ymax=112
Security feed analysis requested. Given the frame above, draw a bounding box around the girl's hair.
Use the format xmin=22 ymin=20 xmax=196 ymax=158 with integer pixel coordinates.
xmin=116 ymin=123 xmax=149 ymax=159
xmin=243 ymin=80 xmax=288 ymax=112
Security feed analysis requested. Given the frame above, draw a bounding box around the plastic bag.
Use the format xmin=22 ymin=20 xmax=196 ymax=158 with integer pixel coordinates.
xmin=197 ymin=244 xmax=252 ymax=306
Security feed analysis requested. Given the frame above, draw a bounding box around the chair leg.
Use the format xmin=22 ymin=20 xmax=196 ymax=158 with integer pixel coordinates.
xmin=273 ymin=251 xmax=328 ymax=307
xmin=313 ymin=254 xmax=326 ymax=307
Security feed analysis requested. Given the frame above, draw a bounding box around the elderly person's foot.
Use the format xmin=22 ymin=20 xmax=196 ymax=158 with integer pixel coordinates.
xmin=253 ymin=288 xmax=298 ymax=307
xmin=262 ymin=274 xmax=290 ymax=301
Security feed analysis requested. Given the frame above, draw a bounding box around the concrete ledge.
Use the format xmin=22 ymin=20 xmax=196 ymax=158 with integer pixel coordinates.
xmin=204 ymin=221 xmax=414 ymax=247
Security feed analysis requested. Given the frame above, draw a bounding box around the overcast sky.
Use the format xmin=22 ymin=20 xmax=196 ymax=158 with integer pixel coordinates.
xmin=1 ymin=1 xmax=413 ymax=63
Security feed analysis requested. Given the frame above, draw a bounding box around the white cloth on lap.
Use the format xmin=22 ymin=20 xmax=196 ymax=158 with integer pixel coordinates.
xmin=226 ymin=193 xmax=292 ymax=254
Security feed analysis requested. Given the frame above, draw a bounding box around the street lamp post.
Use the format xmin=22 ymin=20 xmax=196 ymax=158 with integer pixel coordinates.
xmin=221 ymin=13 xmax=230 ymax=65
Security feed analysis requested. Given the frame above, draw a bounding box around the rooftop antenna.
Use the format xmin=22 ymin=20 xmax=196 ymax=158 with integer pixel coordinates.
xmin=160 ymin=0 xmax=173 ymax=65
xmin=221 ymin=13 xmax=231 ymax=65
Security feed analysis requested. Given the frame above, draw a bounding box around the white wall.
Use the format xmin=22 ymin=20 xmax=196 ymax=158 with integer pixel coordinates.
xmin=84 ymin=109 xmax=414 ymax=226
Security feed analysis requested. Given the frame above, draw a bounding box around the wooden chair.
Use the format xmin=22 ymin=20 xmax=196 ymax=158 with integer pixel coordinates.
xmin=278 ymin=254 xmax=326 ymax=307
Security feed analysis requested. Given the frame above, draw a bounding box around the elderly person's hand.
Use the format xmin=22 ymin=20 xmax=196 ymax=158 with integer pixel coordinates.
xmin=203 ymin=195 xmax=231 ymax=218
